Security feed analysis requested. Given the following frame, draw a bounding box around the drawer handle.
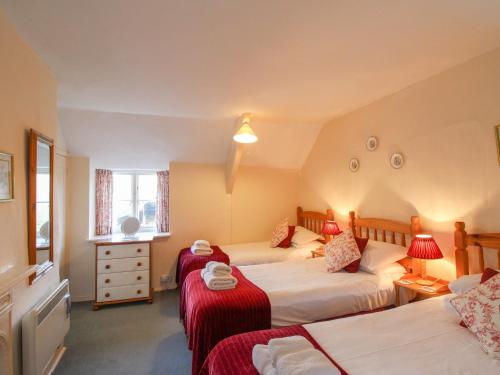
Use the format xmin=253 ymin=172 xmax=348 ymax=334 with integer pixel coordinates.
xmin=137 ymin=248 xmax=142 ymax=253
xmin=105 ymin=292 xmax=110 ymax=298
xmin=137 ymin=276 xmax=142 ymax=281
xmin=105 ymin=265 xmax=111 ymax=270
xmin=105 ymin=279 xmax=110 ymax=284
xmin=105 ymin=250 xmax=111 ymax=255
xmin=137 ymin=290 xmax=142 ymax=294
xmin=137 ymin=262 xmax=142 ymax=267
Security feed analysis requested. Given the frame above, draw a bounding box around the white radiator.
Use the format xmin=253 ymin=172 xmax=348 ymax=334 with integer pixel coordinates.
xmin=22 ymin=279 xmax=70 ymax=375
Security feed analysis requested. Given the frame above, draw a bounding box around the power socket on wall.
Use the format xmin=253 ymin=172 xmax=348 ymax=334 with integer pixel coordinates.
xmin=160 ymin=274 xmax=172 ymax=284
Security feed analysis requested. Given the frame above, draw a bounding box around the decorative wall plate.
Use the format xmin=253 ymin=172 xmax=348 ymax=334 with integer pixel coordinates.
xmin=366 ymin=136 xmax=378 ymax=151
xmin=349 ymin=158 xmax=360 ymax=172
xmin=390 ymin=152 xmax=404 ymax=169
xmin=121 ymin=216 xmax=140 ymax=236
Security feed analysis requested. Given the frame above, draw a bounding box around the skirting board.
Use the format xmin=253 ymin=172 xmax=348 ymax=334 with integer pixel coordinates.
xmin=43 ymin=346 xmax=66 ymax=375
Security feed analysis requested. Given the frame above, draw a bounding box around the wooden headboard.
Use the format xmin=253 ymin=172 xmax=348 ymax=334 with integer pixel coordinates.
xmin=297 ymin=206 xmax=334 ymax=236
xmin=454 ymin=222 xmax=500 ymax=277
xmin=349 ymin=211 xmax=422 ymax=272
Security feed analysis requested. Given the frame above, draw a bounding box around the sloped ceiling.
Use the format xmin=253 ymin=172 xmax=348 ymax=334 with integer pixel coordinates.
xmin=2 ymin=0 xmax=500 ymax=168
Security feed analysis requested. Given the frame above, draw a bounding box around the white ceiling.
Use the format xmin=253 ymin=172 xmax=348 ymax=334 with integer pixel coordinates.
xmin=3 ymin=0 xmax=500 ymax=168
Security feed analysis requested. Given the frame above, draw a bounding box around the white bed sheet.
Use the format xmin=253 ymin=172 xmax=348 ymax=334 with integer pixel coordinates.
xmin=305 ymin=295 xmax=499 ymax=374
xmin=239 ymin=258 xmax=401 ymax=327
xmin=220 ymin=241 xmax=322 ymax=266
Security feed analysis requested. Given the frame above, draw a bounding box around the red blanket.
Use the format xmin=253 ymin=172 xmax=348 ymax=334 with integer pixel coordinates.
xmin=180 ymin=266 xmax=271 ymax=375
xmin=176 ymin=246 xmax=230 ymax=289
xmin=200 ymin=325 xmax=348 ymax=375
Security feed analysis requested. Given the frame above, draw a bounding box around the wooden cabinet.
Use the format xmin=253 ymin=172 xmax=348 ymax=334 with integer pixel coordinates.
xmin=94 ymin=240 xmax=153 ymax=310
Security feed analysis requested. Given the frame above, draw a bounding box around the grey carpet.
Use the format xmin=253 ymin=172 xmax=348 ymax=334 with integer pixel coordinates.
xmin=55 ymin=290 xmax=192 ymax=375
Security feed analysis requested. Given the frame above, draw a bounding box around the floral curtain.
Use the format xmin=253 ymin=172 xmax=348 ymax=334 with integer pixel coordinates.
xmin=156 ymin=170 xmax=169 ymax=232
xmin=95 ymin=169 xmax=113 ymax=235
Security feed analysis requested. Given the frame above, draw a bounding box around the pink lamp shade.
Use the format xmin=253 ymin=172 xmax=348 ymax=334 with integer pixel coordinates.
xmin=322 ymin=220 xmax=342 ymax=236
xmin=407 ymin=234 xmax=443 ymax=259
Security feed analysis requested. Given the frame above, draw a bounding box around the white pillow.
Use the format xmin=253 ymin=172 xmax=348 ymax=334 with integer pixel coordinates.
xmin=291 ymin=226 xmax=323 ymax=246
xmin=375 ymin=262 xmax=407 ymax=280
xmin=448 ymin=274 xmax=482 ymax=294
xmin=359 ymin=240 xmax=407 ymax=274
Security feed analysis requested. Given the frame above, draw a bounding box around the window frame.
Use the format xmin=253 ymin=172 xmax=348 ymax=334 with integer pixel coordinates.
xmin=111 ymin=170 xmax=158 ymax=233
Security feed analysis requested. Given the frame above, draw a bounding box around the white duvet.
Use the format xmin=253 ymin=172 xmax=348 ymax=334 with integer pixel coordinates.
xmin=239 ymin=257 xmax=403 ymax=327
xmin=220 ymin=241 xmax=323 ymax=266
xmin=305 ymin=296 xmax=499 ymax=374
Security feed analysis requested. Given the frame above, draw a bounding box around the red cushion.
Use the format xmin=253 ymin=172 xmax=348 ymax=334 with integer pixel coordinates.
xmin=480 ymin=268 xmax=499 ymax=283
xmin=459 ymin=268 xmax=498 ymax=327
xmin=343 ymin=237 xmax=369 ymax=273
xmin=278 ymin=226 xmax=295 ymax=248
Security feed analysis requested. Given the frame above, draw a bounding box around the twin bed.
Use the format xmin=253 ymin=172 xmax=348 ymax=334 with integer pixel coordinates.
xmin=180 ymin=210 xmax=424 ymax=374
xmin=200 ymin=221 xmax=500 ymax=375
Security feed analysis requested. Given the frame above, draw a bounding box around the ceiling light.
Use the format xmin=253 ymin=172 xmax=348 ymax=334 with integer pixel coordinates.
xmin=233 ymin=113 xmax=258 ymax=144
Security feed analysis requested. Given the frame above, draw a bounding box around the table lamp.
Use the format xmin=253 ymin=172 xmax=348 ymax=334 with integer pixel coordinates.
xmin=407 ymin=234 xmax=443 ymax=286
xmin=322 ymin=220 xmax=342 ymax=242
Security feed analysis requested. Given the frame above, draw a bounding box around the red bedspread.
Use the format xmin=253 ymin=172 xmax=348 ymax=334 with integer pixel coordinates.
xmin=200 ymin=325 xmax=348 ymax=375
xmin=176 ymin=246 xmax=230 ymax=289
xmin=180 ymin=266 xmax=271 ymax=375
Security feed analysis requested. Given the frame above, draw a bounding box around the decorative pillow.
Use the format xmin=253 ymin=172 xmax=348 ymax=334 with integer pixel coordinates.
xmin=359 ymin=240 xmax=407 ymax=274
xmin=343 ymin=237 xmax=369 ymax=273
xmin=458 ymin=268 xmax=499 ymax=327
xmin=449 ymin=274 xmax=482 ymax=294
xmin=450 ymin=273 xmax=500 ymax=359
xmin=291 ymin=226 xmax=324 ymax=246
xmin=270 ymin=218 xmax=289 ymax=247
xmin=278 ymin=226 xmax=296 ymax=248
xmin=325 ymin=229 xmax=361 ymax=273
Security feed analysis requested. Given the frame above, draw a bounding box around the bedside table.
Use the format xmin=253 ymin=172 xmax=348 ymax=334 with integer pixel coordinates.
xmin=311 ymin=248 xmax=325 ymax=258
xmin=394 ymin=275 xmax=450 ymax=306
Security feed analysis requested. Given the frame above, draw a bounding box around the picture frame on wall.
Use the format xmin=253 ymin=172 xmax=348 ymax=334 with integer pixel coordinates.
xmin=0 ymin=152 xmax=14 ymax=202
xmin=495 ymin=125 xmax=500 ymax=165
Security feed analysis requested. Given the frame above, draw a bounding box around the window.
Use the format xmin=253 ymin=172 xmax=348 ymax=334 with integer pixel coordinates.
xmin=112 ymin=172 xmax=157 ymax=233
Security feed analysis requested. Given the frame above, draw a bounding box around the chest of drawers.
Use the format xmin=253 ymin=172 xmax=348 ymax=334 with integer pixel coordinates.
xmin=93 ymin=240 xmax=153 ymax=310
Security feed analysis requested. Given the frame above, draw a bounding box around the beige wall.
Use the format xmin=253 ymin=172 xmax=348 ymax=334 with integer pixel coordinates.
xmin=0 ymin=9 xmax=67 ymax=373
xmin=300 ymin=47 xmax=500 ymax=281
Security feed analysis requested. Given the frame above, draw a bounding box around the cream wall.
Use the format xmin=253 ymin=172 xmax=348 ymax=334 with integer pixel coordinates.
xmin=0 ymin=9 xmax=67 ymax=374
xmin=300 ymin=47 xmax=500 ymax=281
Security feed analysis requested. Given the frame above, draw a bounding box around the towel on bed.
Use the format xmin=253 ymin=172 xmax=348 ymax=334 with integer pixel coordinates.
xmin=276 ymin=348 xmax=341 ymax=375
xmin=252 ymin=345 xmax=276 ymax=375
xmin=195 ymin=239 xmax=211 ymax=247
xmin=201 ymin=261 xmax=232 ymax=278
xmin=268 ymin=336 xmax=313 ymax=367
xmin=191 ymin=245 xmax=214 ymax=255
xmin=202 ymin=272 xmax=238 ymax=290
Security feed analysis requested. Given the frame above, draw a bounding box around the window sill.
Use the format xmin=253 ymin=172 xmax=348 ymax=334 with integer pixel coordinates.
xmin=87 ymin=232 xmax=170 ymax=243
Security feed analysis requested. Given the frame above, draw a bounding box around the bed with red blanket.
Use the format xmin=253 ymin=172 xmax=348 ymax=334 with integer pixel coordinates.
xmin=176 ymin=246 xmax=230 ymax=289
xmin=181 ymin=266 xmax=271 ymax=375
xmin=200 ymin=325 xmax=347 ymax=375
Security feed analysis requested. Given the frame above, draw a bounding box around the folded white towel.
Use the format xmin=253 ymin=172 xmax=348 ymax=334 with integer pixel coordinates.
xmin=201 ymin=267 xmax=231 ymax=279
xmin=194 ymin=239 xmax=210 ymax=247
xmin=268 ymin=336 xmax=313 ymax=367
xmin=206 ymin=261 xmax=231 ymax=275
xmin=202 ymin=272 xmax=238 ymax=290
xmin=252 ymin=344 xmax=277 ymax=375
xmin=276 ymin=348 xmax=340 ymax=375
xmin=191 ymin=245 xmax=213 ymax=255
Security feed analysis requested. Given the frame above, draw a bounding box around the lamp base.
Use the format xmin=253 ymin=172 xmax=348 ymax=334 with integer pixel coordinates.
xmin=416 ymin=279 xmax=434 ymax=286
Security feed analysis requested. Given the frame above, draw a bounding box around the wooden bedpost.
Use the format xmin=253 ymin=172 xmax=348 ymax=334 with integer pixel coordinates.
xmin=326 ymin=209 xmax=334 ymax=221
xmin=410 ymin=216 xmax=422 ymax=236
xmin=297 ymin=207 xmax=304 ymax=226
xmin=349 ymin=211 xmax=356 ymax=236
xmin=455 ymin=221 xmax=469 ymax=277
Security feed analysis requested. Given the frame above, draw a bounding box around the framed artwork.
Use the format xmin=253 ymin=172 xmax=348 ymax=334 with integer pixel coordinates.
xmin=349 ymin=158 xmax=360 ymax=172
xmin=390 ymin=152 xmax=404 ymax=169
xmin=0 ymin=152 xmax=14 ymax=201
xmin=366 ymin=136 xmax=378 ymax=151
xmin=495 ymin=125 xmax=500 ymax=165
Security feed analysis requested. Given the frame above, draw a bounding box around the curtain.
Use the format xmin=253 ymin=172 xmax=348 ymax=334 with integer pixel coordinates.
xmin=95 ymin=169 xmax=113 ymax=235
xmin=156 ymin=170 xmax=169 ymax=232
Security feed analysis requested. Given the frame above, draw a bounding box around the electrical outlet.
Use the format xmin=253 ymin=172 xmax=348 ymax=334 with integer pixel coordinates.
xmin=160 ymin=274 xmax=172 ymax=283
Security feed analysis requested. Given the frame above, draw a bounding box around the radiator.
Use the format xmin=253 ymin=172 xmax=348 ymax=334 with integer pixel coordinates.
xmin=22 ymin=279 xmax=70 ymax=375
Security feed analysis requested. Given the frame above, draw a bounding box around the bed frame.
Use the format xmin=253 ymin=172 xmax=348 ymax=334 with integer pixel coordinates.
xmin=349 ymin=211 xmax=422 ymax=273
xmin=454 ymin=222 xmax=500 ymax=277
xmin=297 ymin=206 xmax=334 ymax=237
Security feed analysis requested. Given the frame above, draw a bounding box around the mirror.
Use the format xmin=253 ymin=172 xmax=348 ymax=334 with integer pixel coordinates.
xmin=28 ymin=129 xmax=54 ymax=283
